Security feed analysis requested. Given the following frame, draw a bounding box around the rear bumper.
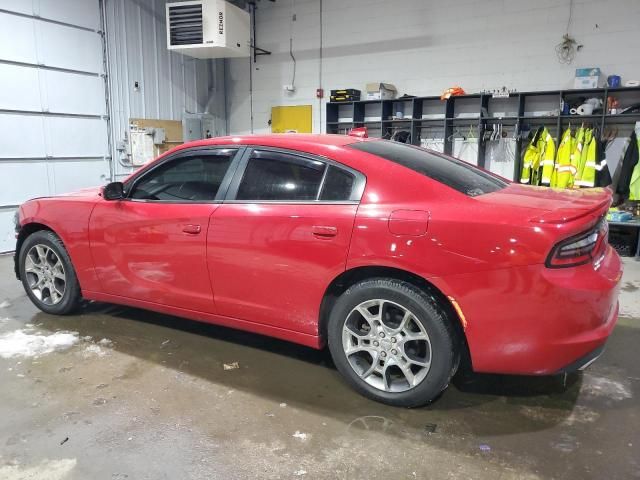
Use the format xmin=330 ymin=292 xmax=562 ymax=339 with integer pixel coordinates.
xmin=556 ymin=344 xmax=605 ymax=374
xmin=436 ymin=245 xmax=622 ymax=375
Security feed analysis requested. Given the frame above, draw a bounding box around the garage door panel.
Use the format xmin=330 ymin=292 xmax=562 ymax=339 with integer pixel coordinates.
xmin=0 ymin=2 xmax=108 ymax=253
xmin=51 ymin=160 xmax=108 ymax=194
xmin=45 ymin=117 xmax=108 ymax=157
xmin=0 ymin=114 xmax=46 ymax=158
xmin=37 ymin=0 xmax=100 ymax=30
xmin=35 ymin=21 xmax=103 ymax=73
xmin=0 ymin=210 xmax=17 ymax=252
xmin=0 ymin=0 xmax=33 ymax=15
xmin=42 ymin=70 xmax=105 ymax=115
xmin=0 ymin=64 xmax=41 ymax=112
xmin=0 ymin=161 xmax=50 ymax=206
xmin=0 ymin=13 xmax=37 ymax=64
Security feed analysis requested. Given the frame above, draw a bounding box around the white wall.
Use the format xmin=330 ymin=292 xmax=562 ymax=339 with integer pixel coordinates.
xmin=227 ymin=0 xmax=640 ymax=135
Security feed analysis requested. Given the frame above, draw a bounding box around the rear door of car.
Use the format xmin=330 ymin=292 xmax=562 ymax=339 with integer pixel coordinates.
xmin=207 ymin=147 xmax=365 ymax=335
xmin=89 ymin=146 xmax=242 ymax=313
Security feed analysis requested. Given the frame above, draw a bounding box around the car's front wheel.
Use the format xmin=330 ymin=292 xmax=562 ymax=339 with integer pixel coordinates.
xmin=19 ymin=230 xmax=81 ymax=315
xmin=327 ymin=278 xmax=459 ymax=407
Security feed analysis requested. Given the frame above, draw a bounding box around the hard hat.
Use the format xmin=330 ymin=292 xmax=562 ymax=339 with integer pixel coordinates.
xmin=348 ymin=127 xmax=368 ymax=138
xmin=441 ymin=86 xmax=466 ymax=100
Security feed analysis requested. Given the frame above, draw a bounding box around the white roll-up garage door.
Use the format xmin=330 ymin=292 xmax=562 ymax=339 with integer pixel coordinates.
xmin=0 ymin=0 xmax=110 ymax=252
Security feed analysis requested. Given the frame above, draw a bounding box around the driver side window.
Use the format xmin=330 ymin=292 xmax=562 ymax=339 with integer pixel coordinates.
xmin=129 ymin=149 xmax=236 ymax=202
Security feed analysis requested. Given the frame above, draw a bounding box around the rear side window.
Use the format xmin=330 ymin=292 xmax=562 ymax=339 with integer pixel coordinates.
xmin=320 ymin=166 xmax=355 ymax=201
xmin=236 ymin=150 xmax=326 ymax=201
xmin=348 ymin=140 xmax=507 ymax=196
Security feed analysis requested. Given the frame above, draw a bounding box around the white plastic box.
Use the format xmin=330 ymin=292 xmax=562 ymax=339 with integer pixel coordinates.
xmin=574 ymin=68 xmax=601 ymax=89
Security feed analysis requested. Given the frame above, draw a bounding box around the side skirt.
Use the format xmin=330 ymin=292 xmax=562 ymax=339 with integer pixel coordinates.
xmin=82 ymin=290 xmax=322 ymax=349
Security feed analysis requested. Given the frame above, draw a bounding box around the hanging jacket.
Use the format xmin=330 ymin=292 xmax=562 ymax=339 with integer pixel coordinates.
xmin=616 ymin=131 xmax=639 ymax=198
xmin=629 ymin=134 xmax=640 ymax=200
xmin=521 ymin=127 xmax=542 ymax=184
xmin=594 ymin=136 xmax=612 ymax=188
xmin=521 ymin=127 xmax=555 ymax=185
xmin=570 ymin=126 xmax=585 ymax=183
xmin=553 ymin=127 xmax=576 ymax=188
xmin=575 ymin=128 xmax=593 ymax=185
xmin=540 ymin=128 xmax=556 ymax=186
xmin=577 ymin=130 xmax=598 ymax=187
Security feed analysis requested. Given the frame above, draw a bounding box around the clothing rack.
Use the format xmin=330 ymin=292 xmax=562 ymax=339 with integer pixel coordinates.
xmin=326 ymin=86 xmax=640 ymax=181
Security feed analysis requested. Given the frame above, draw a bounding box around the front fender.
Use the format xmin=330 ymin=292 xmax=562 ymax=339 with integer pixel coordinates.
xmin=16 ymin=198 xmax=100 ymax=291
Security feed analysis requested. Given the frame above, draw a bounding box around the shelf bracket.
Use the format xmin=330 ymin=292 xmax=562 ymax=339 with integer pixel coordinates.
xmin=248 ymin=1 xmax=272 ymax=63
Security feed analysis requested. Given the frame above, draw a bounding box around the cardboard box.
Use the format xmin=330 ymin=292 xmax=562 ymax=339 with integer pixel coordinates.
xmin=574 ymin=67 xmax=601 ymax=89
xmin=365 ymin=82 xmax=397 ymax=100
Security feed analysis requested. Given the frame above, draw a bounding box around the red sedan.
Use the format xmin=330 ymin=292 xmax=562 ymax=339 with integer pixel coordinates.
xmin=14 ymin=134 xmax=622 ymax=406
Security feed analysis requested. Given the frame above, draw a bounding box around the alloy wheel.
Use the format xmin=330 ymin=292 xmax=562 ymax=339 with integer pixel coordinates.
xmin=342 ymin=299 xmax=432 ymax=393
xmin=24 ymin=244 xmax=66 ymax=305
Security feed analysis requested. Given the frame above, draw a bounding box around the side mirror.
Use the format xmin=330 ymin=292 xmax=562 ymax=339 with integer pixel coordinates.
xmin=103 ymin=181 xmax=124 ymax=200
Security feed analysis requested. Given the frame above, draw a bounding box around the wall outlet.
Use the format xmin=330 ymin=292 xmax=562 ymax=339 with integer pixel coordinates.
xmin=283 ymin=84 xmax=296 ymax=92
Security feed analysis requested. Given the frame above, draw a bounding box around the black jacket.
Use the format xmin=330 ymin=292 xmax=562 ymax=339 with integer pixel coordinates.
xmin=595 ymin=136 xmax=612 ymax=187
xmin=616 ymin=131 xmax=639 ymax=197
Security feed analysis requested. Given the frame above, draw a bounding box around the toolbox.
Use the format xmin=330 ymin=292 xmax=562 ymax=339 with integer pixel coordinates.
xmin=330 ymin=89 xmax=361 ymax=102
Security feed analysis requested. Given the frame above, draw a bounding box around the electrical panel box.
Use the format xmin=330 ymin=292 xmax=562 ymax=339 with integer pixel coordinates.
xmin=183 ymin=113 xmax=217 ymax=141
xmin=166 ymin=0 xmax=250 ymax=59
xmin=130 ymin=128 xmax=156 ymax=166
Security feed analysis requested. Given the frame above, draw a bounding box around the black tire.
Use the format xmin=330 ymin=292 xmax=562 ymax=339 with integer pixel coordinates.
xmin=327 ymin=278 xmax=459 ymax=407
xmin=18 ymin=230 xmax=82 ymax=315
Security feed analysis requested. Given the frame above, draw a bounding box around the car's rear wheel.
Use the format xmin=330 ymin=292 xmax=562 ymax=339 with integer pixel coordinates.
xmin=327 ymin=278 xmax=459 ymax=407
xmin=19 ymin=230 xmax=81 ymax=315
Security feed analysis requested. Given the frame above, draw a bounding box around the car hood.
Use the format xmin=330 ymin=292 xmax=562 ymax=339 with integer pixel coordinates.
xmin=53 ymin=186 xmax=103 ymax=199
xmin=476 ymin=184 xmax=611 ymax=223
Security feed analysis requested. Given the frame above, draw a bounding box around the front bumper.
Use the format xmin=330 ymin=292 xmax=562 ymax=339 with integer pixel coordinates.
xmin=436 ymin=245 xmax=622 ymax=375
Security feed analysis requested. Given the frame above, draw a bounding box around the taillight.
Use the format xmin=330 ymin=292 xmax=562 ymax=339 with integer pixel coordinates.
xmin=546 ymin=220 xmax=608 ymax=268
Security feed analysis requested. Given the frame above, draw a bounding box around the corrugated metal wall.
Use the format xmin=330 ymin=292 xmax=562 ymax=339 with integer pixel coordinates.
xmin=103 ymin=0 xmax=226 ymax=179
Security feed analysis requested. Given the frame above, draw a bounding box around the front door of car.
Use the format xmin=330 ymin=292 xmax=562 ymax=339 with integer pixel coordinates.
xmin=208 ymin=148 xmax=365 ymax=336
xmin=89 ymin=147 xmax=240 ymax=313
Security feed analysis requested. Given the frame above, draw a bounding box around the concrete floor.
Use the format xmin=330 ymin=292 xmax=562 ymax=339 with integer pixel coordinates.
xmin=0 ymin=254 xmax=639 ymax=480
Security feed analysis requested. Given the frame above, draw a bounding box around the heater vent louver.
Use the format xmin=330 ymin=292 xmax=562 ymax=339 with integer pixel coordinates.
xmin=168 ymin=3 xmax=203 ymax=46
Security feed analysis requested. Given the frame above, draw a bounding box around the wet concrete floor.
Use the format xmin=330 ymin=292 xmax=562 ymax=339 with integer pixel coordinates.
xmin=0 ymin=254 xmax=639 ymax=479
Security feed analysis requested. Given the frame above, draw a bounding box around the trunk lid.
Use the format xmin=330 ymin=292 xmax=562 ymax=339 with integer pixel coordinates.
xmin=477 ymin=184 xmax=611 ymax=224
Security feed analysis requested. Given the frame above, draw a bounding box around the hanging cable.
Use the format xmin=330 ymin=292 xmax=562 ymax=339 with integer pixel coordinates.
xmin=289 ymin=0 xmax=296 ymax=89
xmin=565 ymin=0 xmax=573 ymax=33
xmin=289 ymin=37 xmax=296 ymax=88
xmin=555 ymin=0 xmax=582 ymax=64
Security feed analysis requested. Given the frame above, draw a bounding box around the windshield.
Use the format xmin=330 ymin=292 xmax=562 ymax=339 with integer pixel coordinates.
xmin=348 ymin=140 xmax=508 ymax=197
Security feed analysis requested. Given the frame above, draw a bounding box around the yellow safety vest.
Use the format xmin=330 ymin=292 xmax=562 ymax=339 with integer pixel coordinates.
xmin=574 ymin=129 xmax=595 ymax=187
xmin=521 ymin=127 xmax=555 ymax=186
xmin=540 ymin=128 xmax=557 ymax=186
xmin=574 ymin=128 xmax=593 ymax=184
xmin=630 ymin=134 xmax=640 ymax=200
xmin=578 ymin=133 xmax=597 ymax=187
xmin=553 ymin=127 xmax=575 ymax=188
xmin=570 ymin=127 xmax=585 ymax=184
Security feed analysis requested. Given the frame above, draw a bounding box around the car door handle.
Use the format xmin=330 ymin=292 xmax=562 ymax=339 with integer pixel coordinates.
xmin=312 ymin=225 xmax=338 ymax=238
xmin=182 ymin=224 xmax=202 ymax=235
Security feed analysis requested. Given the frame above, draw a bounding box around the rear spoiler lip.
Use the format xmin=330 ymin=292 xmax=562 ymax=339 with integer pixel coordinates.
xmin=529 ymin=198 xmax=612 ymax=224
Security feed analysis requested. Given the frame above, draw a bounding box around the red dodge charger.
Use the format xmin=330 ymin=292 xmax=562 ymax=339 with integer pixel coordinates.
xmin=14 ymin=134 xmax=622 ymax=406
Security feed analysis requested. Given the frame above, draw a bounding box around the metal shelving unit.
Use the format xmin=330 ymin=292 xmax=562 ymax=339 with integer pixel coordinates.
xmin=326 ymin=86 xmax=640 ymax=181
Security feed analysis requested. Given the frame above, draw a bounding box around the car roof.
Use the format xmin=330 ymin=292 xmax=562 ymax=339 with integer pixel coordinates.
xmin=125 ymin=134 xmax=380 ymax=184
xmin=171 ymin=133 xmax=370 ymax=151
